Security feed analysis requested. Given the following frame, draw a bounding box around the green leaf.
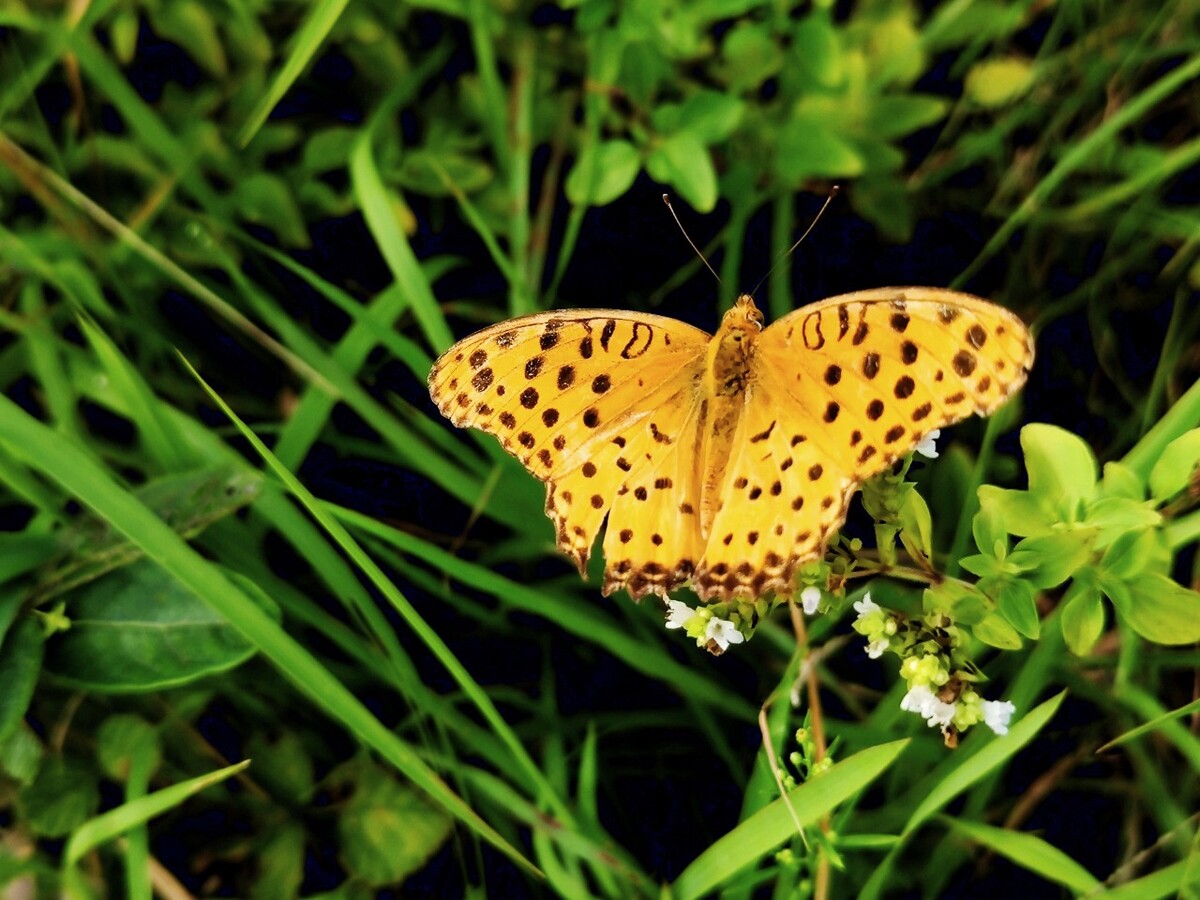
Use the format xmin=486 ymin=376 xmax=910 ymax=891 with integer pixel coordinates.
xmin=1099 ymin=461 xmax=1145 ymax=500
xmin=1007 ymin=530 xmax=1098 ymax=589
xmin=20 ymin=758 xmax=99 ymax=838
xmin=155 ymin=0 xmax=228 ymax=76
xmin=940 ymin=817 xmax=1100 ymax=893
xmin=1101 ymin=528 xmax=1167 ymax=581
xmin=963 ymin=57 xmax=1035 ymax=108
xmin=959 ymin=554 xmax=1007 ymax=578
xmin=862 ymin=95 xmax=948 ymax=140
xmin=850 ymin=175 xmax=913 ymax=242
xmin=0 ymin=618 xmax=43 ymax=744
xmin=1148 ymin=428 xmax=1200 ymax=502
xmin=718 ymin=21 xmax=783 ymax=91
xmin=565 ymin=140 xmax=641 ymax=207
xmin=670 ymin=741 xmax=909 ymax=900
xmin=44 ymin=560 xmax=280 ymax=692
xmin=1084 ymin=496 xmax=1162 ymax=546
xmin=774 ymin=110 xmax=865 ymax=183
xmin=977 ymin=485 xmax=1054 ymax=537
xmin=677 ymin=90 xmax=745 ymax=143
xmin=973 ymin=504 xmax=1008 ymax=558
xmin=338 ymin=768 xmax=454 ymax=887
xmin=992 ymin=578 xmax=1039 ymax=639
xmin=1021 ymin=424 xmax=1098 ymax=512
xmin=973 ymin=612 xmax=1023 ymax=650
xmin=233 ymin=172 xmax=309 ymax=246
xmin=64 ymin=761 xmax=249 ymax=867
xmin=923 ymin=580 xmax=988 ymax=625
xmin=646 ymin=132 xmax=717 ymax=212
xmin=96 ymin=715 xmax=162 ymax=782
xmin=397 ymin=149 xmax=493 ymax=196
xmin=791 ymin=9 xmax=843 ymax=90
xmin=0 ymin=726 xmax=43 ymax=786
xmin=1060 ymin=577 xmax=1106 ymax=655
xmin=1108 ymin=573 xmax=1200 ymax=645
xmin=898 ymin=486 xmax=933 ymax=558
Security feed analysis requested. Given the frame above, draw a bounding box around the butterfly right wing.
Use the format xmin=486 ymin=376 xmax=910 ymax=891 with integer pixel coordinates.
xmin=429 ymin=311 xmax=711 ymax=577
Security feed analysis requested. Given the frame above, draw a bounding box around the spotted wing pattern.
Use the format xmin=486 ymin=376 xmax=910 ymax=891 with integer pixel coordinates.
xmin=692 ymin=287 xmax=1035 ymax=600
xmin=428 ymin=311 xmax=710 ymax=590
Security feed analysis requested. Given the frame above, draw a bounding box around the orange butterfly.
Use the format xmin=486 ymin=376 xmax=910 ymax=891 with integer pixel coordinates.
xmin=429 ymin=289 xmax=1033 ymax=602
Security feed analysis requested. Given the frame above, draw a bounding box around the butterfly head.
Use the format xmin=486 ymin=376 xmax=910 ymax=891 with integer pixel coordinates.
xmin=710 ymin=294 xmax=764 ymax=395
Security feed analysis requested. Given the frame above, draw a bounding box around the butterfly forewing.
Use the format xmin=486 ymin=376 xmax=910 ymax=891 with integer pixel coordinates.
xmin=429 ymin=311 xmax=710 ymax=575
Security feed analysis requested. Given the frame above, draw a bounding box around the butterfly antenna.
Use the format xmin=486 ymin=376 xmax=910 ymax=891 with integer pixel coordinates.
xmin=750 ymin=185 xmax=840 ymax=298
xmin=663 ymin=194 xmax=722 ymax=285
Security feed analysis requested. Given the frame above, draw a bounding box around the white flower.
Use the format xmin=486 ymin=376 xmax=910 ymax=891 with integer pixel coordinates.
xmin=852 ymin=593 xmax=879 ymax=620
xmin=705 ymin=617 xmax=745 ymax=651
xmin=900 ymin=685 xmax=957 ymax=729
xmin=915 ymin=429 xmax=942 ymax=459
xmin=982 ymin=699 xmax=1016 ymax=736
xmin=867 ymin=638 xmax=890 ymax=659
xmin=664 ymin=599 xmax=695 ymax=630
xmin=800 ymin=586 xmax=822 ymax=615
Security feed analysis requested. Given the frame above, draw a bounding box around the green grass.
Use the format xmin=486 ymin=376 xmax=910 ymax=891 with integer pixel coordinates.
xmin=0 ymin=0 xmax=1198 ymax=896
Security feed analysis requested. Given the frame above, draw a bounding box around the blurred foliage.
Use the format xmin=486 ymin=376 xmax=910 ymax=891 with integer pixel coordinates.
xmin=0 ymin=0 xmax=1198 ymax=896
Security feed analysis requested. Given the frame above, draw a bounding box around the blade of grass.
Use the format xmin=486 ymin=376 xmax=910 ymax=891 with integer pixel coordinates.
xmin=670 ymin=740 xmax=910 ymax=900
xmin=180 ymin=355 xmax=573 ymax=825
xmin=939 ymin=816 xmax=1101 ymax=894
xmin=0 ymin=393 xmax=539 ymax=877
xmin=235 ymin=0 xmax=351 ymax=147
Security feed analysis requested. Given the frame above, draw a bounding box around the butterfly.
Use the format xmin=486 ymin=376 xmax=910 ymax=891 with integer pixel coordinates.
xmin=428 ymin=288 xmax=1034 ymax=602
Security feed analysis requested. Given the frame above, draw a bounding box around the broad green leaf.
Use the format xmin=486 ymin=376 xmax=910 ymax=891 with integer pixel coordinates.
xmin=338 ymin=768 xmax=454 ymax=887
xmin=973 ymin=612 xmax=1023 ymax=650
xmin=234 ymin=172 xmax=309 ymax=246
xmin=959 ymin=554 xmax=1007 ymax=579
xmin=924 ymin=580 xmax=987 ymax=625
xmin=1007 ymin=530 xmax=1098 ymax=589
xmin=20 ymin=758 xmax=99 ymax=838
xmin=155 ymin=0 xmax=228 ymax=76
xmin=1021 ymin=423 xmax=1098 ymax=511
xmin=45 ymin=561 xmax=280 ymax=692
xmin=670 ymin=741 xmax=909 ymax=900
xmin=898 ymin=487 xmax=934 ymax=558
xmin=1101 ymin=528 xmax=1167 ymax=581
xmin=96 ymin=715 xmax=162 ymax=782
xmin=677 ymin=90 xmax=745 ymax=143
xmin=718 ymin=21 xmax=783 ymax=91
xmin=940 ymin=817 xmax=1100 ymax=892
xmin=1099 ymin=461 xmax=1145 ymax=500
xmin=565 ymin=140 xmax=640 ymax=206
xmin=977 ymin=485 xmax=1054 ymax=537
xmin=646 ymin=131 xmax=717 ymax=212
xmin=993 ymin=578 xmax=1039 ymax=639
xmin=1060 ymin=577 xmax=1106 ymax=655
xmin=1084 ymin=496 xmax=1161 ymax=546
xmin=964 ymin=57 xmax=1035 ymax=107
xmin=1109 ymin=573 xmax=1200 ymax=645
xmin=792 ymin=9 xmax=843 ymax=90
xmin=774 ymin=111 xmax=865 ymax=183
xmin=862 ymin=95 xmax=948 ymax=140
xmin=397 ymin=149 xmax=493 ymax=196
xmin=0 ymin=726 xmax=42 ymax=786
xmin=972 ymin=505 xmax=1008 ymax=557
xmin=1148 ymin=428 xmax=1200 ymax=502
xmin=0 ymin=618 xmax=43 ymax=744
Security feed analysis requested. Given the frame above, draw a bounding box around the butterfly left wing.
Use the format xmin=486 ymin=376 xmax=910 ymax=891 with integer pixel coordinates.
xmin=429 ymin=311 xmax=711 ymax=580
xmin=695 ymin=287 xmax=1034 ymax=601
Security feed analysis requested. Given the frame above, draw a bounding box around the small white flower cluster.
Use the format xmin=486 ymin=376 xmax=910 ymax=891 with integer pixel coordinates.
xmin=665 ymin=600 xmax=745 ymax=653
xmin=853 ymin=592 xmax=1016 ymax=739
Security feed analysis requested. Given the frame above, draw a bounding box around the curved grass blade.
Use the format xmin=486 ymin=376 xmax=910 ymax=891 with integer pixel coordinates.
xmin=0 ymin=393 xmax=540 ymax=878
xmin=670 ymin=740 xmax=910 ymax=900
xmin=940 ymin=816 xmax=1101 ymax=894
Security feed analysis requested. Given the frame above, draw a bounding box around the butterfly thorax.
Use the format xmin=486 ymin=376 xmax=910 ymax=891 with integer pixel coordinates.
xmin=697 ymin=294 xmax=764 ymax=534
